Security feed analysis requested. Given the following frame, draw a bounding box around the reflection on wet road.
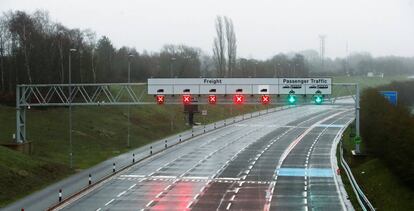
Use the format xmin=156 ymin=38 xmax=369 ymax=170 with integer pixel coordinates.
xmin=62 ymin=105 xmax=354 ymax=211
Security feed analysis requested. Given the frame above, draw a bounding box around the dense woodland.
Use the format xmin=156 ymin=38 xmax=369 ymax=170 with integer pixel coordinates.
xmin=360 ymin=81 xmax=414 ymax=188
xmin=0 ymin=10 xmax=413 ymax=97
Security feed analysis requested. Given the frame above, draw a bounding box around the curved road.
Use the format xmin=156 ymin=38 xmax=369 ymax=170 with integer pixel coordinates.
xmin=53 ymin=104 xmax=354 ymax=211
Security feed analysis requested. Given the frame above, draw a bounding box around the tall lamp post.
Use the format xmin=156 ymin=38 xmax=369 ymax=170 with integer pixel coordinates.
xmin=68 ymin=48 xmax=76 ymax=168
xmin=170 ymin=57 xmax=176 ymax=78
xmin=294 ymin=63 xmax=299 ymax=77
xmin=127 ymin=54 xmax=133 ymax=147
xmin=254 ymin=62 xmax=258 ymax=77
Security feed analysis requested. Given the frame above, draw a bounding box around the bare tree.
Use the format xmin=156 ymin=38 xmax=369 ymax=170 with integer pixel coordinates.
xmin=224 ymin=16 xmax=236 ymax=77
xmin=0 ymin=20 xmax=6 ymax=91
xmin=213 ymin=16 xmax=226 ymax=77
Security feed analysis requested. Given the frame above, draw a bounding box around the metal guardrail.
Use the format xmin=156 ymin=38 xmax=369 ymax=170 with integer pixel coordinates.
xmin=339 ymin=141 xmax=375 ymax=211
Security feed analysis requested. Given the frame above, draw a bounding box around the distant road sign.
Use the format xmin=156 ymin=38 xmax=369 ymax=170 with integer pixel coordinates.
xmin=380 ymin=91 xmax=398 ymax=105
xmin=201 ymin=110 xmax=207 ymax=115
xmin=148 ymin=78 xmax=332 ymax=95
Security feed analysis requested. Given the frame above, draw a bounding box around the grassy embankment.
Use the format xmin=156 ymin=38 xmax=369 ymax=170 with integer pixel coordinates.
xmin=338 ymin=77 xmax=414 ymax=210
xmin=0 ymin=86 xmax=268 ymax=207
xmin=339 ymin=124 xmax=414 ymax=210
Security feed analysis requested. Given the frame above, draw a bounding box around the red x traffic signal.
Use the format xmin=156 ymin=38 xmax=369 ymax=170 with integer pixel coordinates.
xmin=233 ymin=94 xmax=244 ymax=105
xmin=208 ymin=95 xmax=217 ymax=104
xmin=156 ymin=95 xmax=165 ymax=104
xmin=261 ymin=95 xmax=270 ymax=105
xmin=182 ymin=95 xmax=191 ymax=105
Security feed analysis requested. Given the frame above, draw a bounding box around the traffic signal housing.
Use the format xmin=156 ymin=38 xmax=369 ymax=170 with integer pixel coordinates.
xmin=287 ymin=90 xmax=296 ymax=105
xmin=208 ymin=95 xmax=217 ymax=104
xmin=156 ymin=95 xmax=165 ymax=104
xmin=233 ymin=94 xmax=244 ymax=105
xmin=182 ymin=94 xmax=191 ymax=105
xmin=313 ymin=90 xmax=323 ymax=105
xmin=261 ymin=95 xmax=270 ymax=105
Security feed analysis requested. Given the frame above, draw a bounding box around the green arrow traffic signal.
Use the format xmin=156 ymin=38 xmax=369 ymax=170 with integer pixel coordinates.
xmin=314 ymin=90 xmax=323 ymax=104
xmin=288 ymin=94 xmax=296 ymax=104
xmin=314 ymin=95 xmax=323 ymax=104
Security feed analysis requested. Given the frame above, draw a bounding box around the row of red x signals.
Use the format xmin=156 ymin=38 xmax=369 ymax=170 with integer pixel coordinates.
xmin=156 ymin=95 xmax=271 ymax=105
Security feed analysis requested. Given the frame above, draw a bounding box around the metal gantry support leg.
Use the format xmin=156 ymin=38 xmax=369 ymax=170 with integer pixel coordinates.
xmin=355 ymin=83 xmax=361 ymax=154
xmin=16 ymin=85 xmax=26 ymax=143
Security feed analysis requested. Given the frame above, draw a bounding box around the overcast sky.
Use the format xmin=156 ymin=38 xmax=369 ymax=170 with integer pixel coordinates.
xmin=1 ymin=0 xmax=413 ymax=59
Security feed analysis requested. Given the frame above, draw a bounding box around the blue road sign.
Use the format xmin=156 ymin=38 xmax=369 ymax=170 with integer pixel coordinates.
xmin=380 ymin=91 xmax=398 ymax=105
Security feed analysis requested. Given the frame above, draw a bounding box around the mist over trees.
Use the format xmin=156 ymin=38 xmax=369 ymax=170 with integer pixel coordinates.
xmin=0 ymin=10 xmax=413 ymax=99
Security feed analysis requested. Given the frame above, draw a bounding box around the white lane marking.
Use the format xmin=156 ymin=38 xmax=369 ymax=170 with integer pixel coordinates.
xmin=164 ymin=184 xmax=172 ymax=191
xmin=216 ymin=177 xmax=240 ymax=181
xmin=226 ymin=202 xmax=232 ymax=210
xmin=155 ymin=192 xmax=163 ymax=198
xmin=96 ymin=208 xmax=101 ymax=211
xmin=183 ymin=176 xmax=209 ymax=180
xmin=117 ymin=191 xmax=126 ymax=197
xmin=193 ymin=193 xmax=199 ymax=199
xmin=230 ymin=195 xmax=236 ymax=201
xmin=146 ymin=200 xmax=154 ymax=207
xmin=186 ymin=201 xmax=193 ymax=209
xmin=120 ymin=174 xmax=145 ymax=178
xmin=128 ymin=183 xmax=137 ymax=190
xmin=105 ymin=198 xmax=114 ymax=206
xmin=152 ymin=175 xmax=177 ymax=179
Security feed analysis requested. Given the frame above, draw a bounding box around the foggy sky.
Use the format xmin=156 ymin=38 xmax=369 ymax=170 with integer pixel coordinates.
xmin=1 ymin=0 xmax=413 ymax=59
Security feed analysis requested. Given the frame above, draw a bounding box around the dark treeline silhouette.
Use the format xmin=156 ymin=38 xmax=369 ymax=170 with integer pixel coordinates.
xmin=0 ymin=10 xmax=413 ymax=101
xmin=360 ymin=81 xmax=414 ymax=188
xmin=0 ymin=10 xmax=309 ymax=96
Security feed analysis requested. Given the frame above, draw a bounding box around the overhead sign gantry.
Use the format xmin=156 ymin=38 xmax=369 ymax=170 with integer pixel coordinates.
xmin=148 ymin=77 xmax=332 ymax=105
xmin=148 ymin=78 xmax=332 ymax=95
xmin=15 ymin=77 xmax=342 ymax=143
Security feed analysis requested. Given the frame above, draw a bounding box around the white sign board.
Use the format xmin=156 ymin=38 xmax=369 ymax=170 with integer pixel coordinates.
xmin=148 ymin=78 xmax=331 ymax=95
xmin=201 ymin=110 xmax=207 ymax=115
xmin=278 ymin=78 xmax=332 ymax=95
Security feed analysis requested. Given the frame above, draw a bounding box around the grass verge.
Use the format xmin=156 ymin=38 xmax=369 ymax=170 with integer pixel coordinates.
xmin=0 ymin=103 xmax=268 ymax=207
xmin=339 ymin=123 xmax=414 ymax=210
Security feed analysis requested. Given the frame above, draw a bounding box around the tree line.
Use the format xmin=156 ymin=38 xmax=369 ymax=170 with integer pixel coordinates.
xmin=0 ymin=10 xmax=413 ymax=99
xmin=360 ymin=80 xmax=414 ymax=188
xmin=300 ymin=50 xmax=414 ymax=76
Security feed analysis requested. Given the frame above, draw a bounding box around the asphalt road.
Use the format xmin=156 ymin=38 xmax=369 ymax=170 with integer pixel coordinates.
xmin=51 ymin=104 xmax=355 ymax=211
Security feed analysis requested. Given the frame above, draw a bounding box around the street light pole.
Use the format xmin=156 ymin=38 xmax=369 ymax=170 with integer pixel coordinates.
xmin=127 ymin=54 xmax=133 ymax=148
xmin=170 ymin=57 xmax=176 ymax=78
xmin=68 ymin=48 xmax=76 ymax=168
xmin=254 ymin=62 xmax=258 ymax=77
xmin=293 ymin=63 xmax=298 ymax=77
